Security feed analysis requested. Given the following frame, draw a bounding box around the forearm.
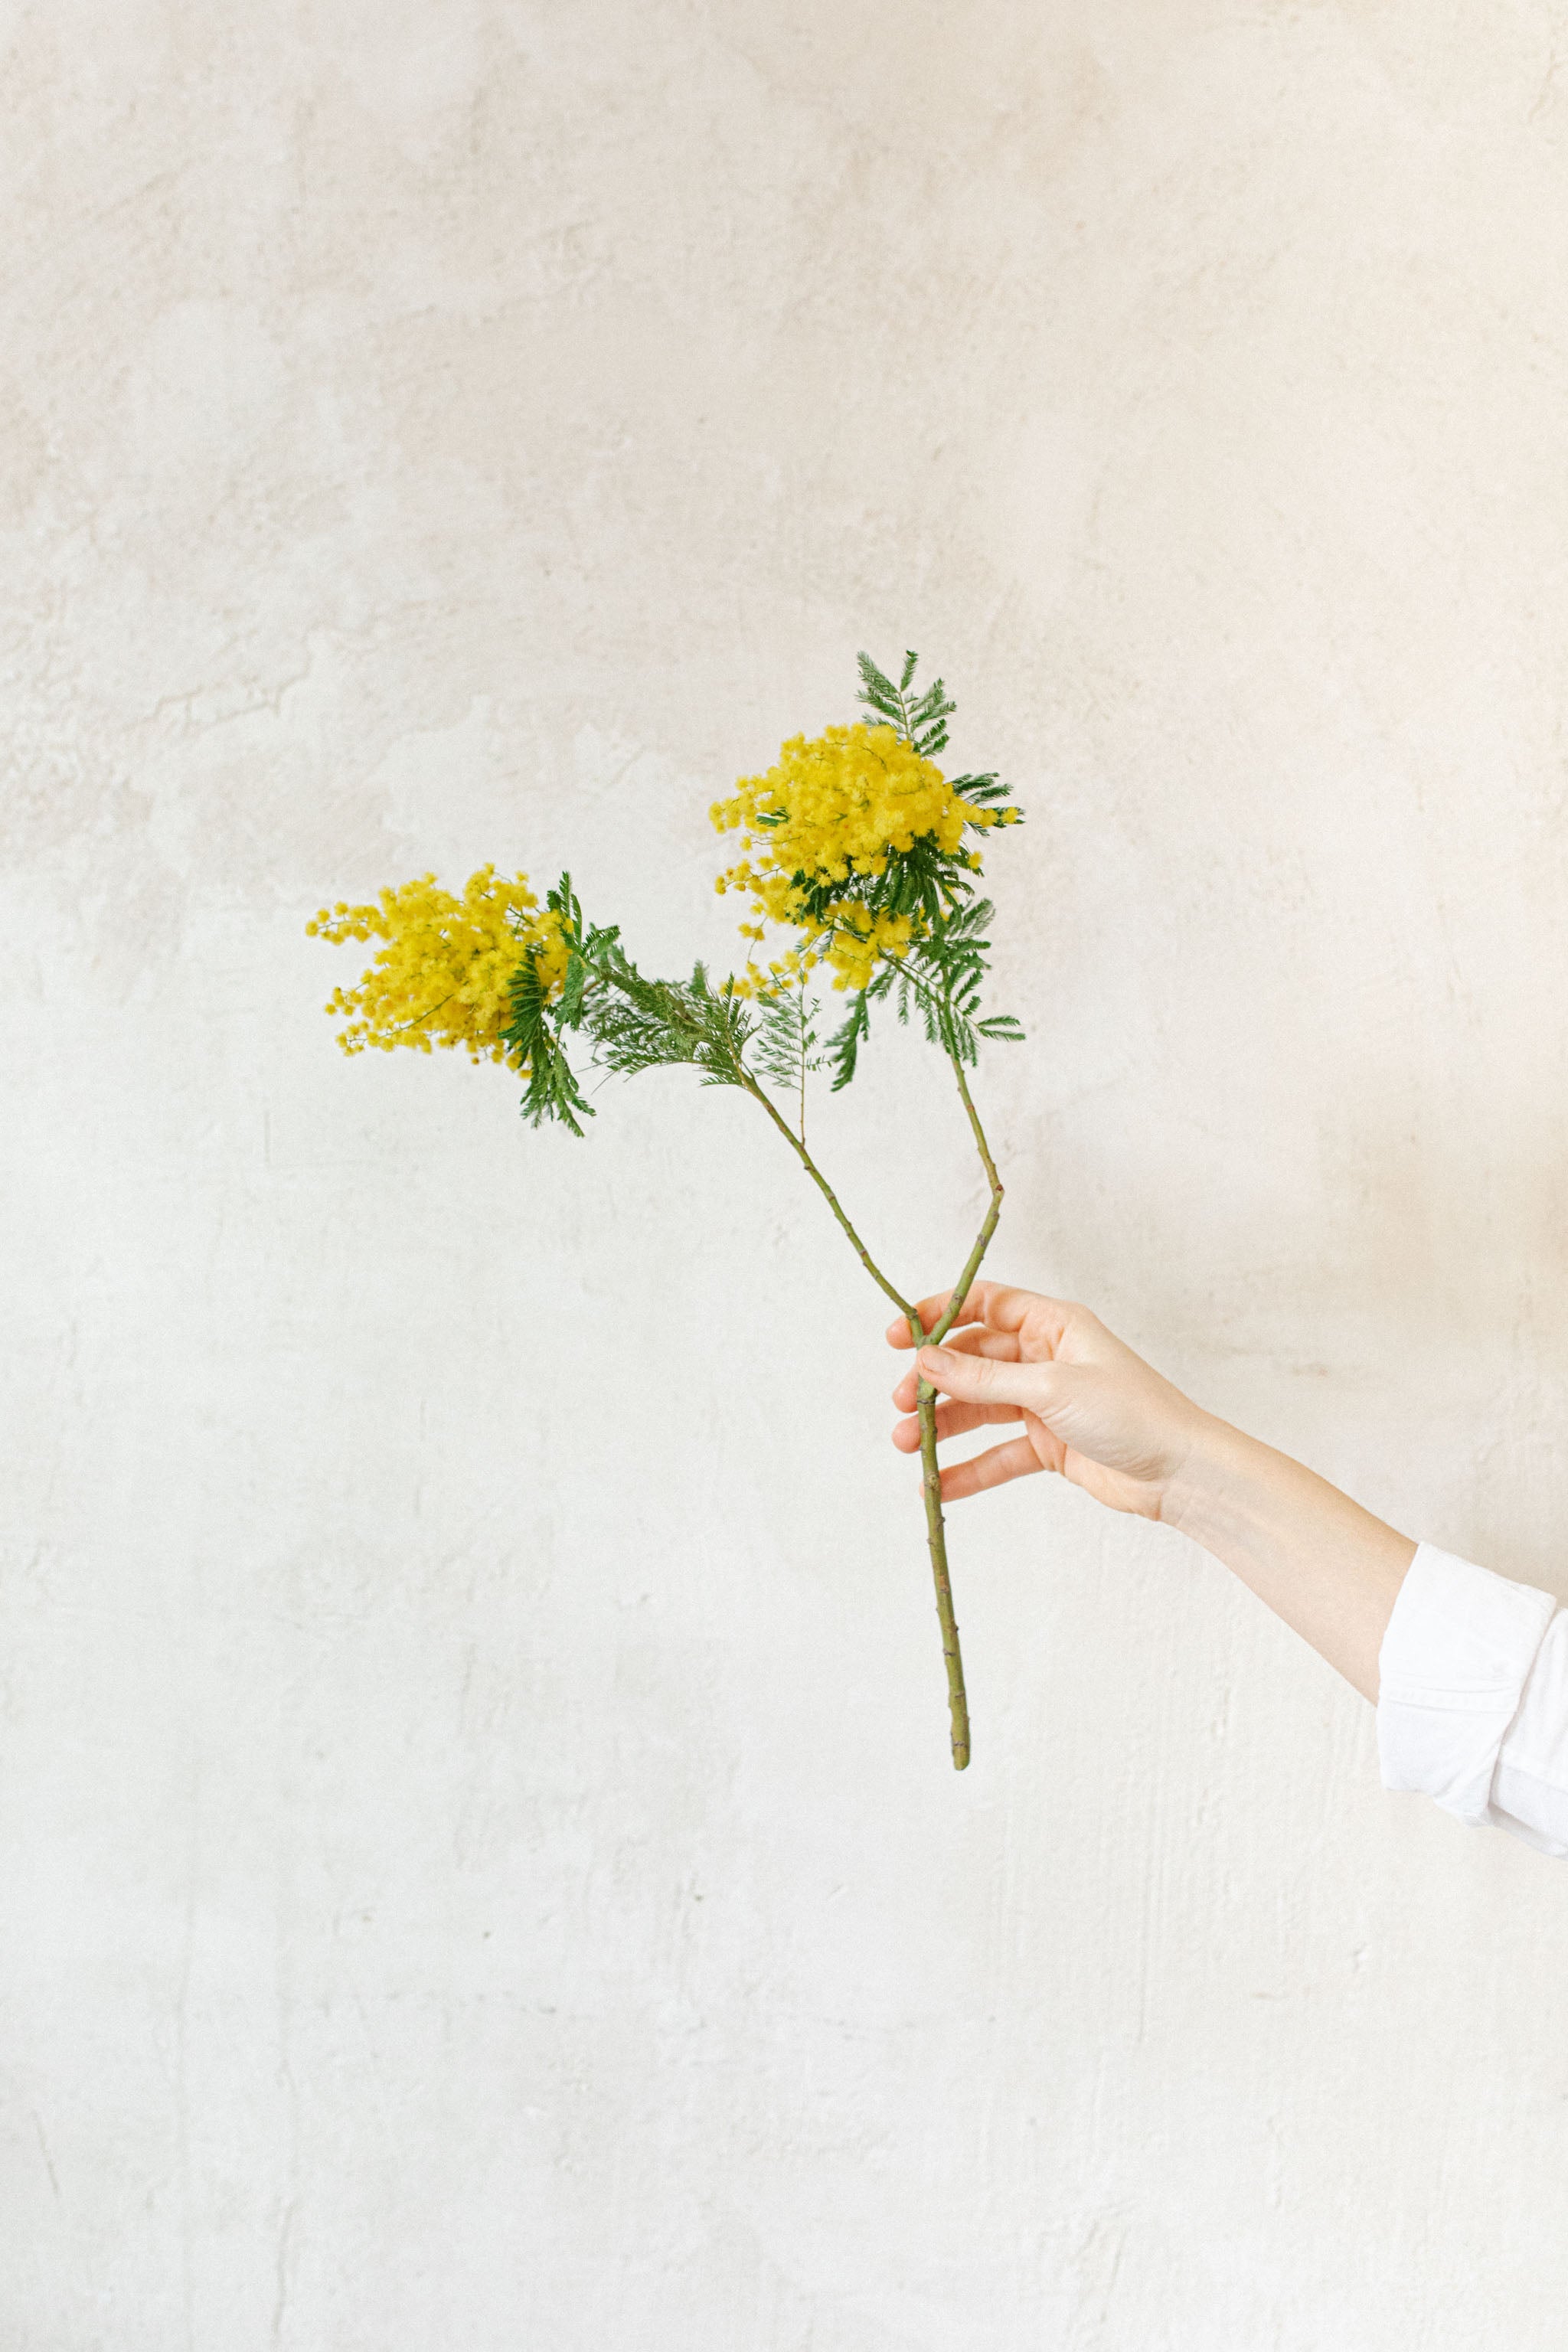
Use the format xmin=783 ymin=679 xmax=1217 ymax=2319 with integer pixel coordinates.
xmin=1165 ymin=1418 xmax=1417 ymax=1704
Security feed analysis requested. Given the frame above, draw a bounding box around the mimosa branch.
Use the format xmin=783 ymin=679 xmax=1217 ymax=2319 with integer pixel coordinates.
xmin=316 ymin=645 xmax=1024 ymax=1776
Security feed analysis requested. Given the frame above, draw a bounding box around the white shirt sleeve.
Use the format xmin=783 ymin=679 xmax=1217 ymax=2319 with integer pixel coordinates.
xmin=1377 ymin=1542 xmax=1568 ymax=1857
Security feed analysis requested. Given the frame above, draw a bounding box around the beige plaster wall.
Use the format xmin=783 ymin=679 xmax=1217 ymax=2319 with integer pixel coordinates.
xmin=6 ymin=3 xmax=1568 ymax=2344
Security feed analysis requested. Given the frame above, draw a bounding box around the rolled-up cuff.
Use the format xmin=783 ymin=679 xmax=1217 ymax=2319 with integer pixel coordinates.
xmin=1377 ymin=1542 xmax=1557 ymax=1828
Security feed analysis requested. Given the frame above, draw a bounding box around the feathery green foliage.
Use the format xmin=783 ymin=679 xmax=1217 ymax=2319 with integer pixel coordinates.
xmin=751 ymin=985 xmax=821 ymax=1100
xmin=506 ymin=877 xmax=598 ymax=1135
xmin=856 ymin=648 xmax=957 ymax=760
xmin=505 ymin=653 xmax=1024 ymax=1130
xmin=504 ymin=874 xmax=760 ymax=1133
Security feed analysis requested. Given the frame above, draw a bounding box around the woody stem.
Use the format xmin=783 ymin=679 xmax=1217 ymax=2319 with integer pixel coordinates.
xmin=739 ymin=1069 xmax=976 ymax=1771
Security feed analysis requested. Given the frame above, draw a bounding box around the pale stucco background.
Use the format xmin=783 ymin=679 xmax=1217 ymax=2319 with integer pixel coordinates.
xmin=6 ymin=3 xmax=1568 ymax=2345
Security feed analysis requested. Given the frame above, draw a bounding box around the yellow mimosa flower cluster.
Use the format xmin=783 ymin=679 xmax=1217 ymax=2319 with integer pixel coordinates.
xmin=307 ymin=867 xmax=568 ymax=1063
xmin=711 ymin=723 xmax=1011 ymax=992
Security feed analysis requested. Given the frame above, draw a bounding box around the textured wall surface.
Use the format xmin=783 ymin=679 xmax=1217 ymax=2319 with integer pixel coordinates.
xmin=7 ymin=4 xmax=1568 ymax=2345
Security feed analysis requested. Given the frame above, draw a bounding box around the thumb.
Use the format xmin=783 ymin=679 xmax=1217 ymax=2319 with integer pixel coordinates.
xmin=917 ymin=1344 xmax=1061 ymax=1419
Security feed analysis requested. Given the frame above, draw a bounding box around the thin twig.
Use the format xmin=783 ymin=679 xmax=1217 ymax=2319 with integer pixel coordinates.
xmin=929 ymin=1050 xmax=1004 ymax=1346
xmin=739 ymin=1073 xmax=913 ymax=1320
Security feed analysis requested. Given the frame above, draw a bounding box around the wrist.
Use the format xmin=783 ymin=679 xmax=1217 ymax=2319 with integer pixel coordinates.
xmin=1158 ymin=1411 xmax=1269 ymax=1547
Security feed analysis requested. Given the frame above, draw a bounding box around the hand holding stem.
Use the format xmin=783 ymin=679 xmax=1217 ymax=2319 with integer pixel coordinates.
xmin=890 ymin=1285 xmax=1416 ymax=1704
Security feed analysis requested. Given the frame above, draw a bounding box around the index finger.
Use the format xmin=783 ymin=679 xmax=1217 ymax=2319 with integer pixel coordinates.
xmin=884 ymin=1280 xmax=1040 ymax=1348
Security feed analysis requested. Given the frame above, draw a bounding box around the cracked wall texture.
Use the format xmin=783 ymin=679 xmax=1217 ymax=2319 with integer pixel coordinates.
xmin=6 ymin=3 xmax=1568 ymax=2346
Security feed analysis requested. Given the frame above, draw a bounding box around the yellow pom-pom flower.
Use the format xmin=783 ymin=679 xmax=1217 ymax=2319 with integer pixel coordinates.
xmin=307 ymin=867 xmax=569 ymax=1064
xmin=711 ymin=722 xmax=1010 ymax=992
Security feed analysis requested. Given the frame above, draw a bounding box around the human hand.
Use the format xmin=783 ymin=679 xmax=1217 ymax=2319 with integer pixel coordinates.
xmin=887 ymin=1282 xmax=1213 ymax=1521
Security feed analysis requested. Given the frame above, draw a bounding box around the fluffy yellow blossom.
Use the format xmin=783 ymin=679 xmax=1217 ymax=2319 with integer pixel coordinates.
xmin=822 ymin=904 xmax=916 ymax=994
xmin=307 ymin=867 xmax=569 ymax=1063
xmin=711 ymin=723 xmax=1012 ymax=992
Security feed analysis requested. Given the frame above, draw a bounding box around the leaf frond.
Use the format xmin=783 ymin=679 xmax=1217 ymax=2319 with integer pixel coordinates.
xmin=752 ymin=987 xmax=820 ymax=1096
xmin=825 ymin=991 xmax=872 ymax=1091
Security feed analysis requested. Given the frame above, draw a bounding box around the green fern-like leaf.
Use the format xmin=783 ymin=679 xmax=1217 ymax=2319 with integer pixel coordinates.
xmin=752 ymin=988 xmax=819 ymax=1097
xmin=854 ymin=648 xmax=955 ymax=756
xmin=507 ymin=950 xmax=595 ymax=1135
xmin=855 ymin=652 xmax=905 ymax=731
xmin=825 ymin=990 xmax=874 ymax=1091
